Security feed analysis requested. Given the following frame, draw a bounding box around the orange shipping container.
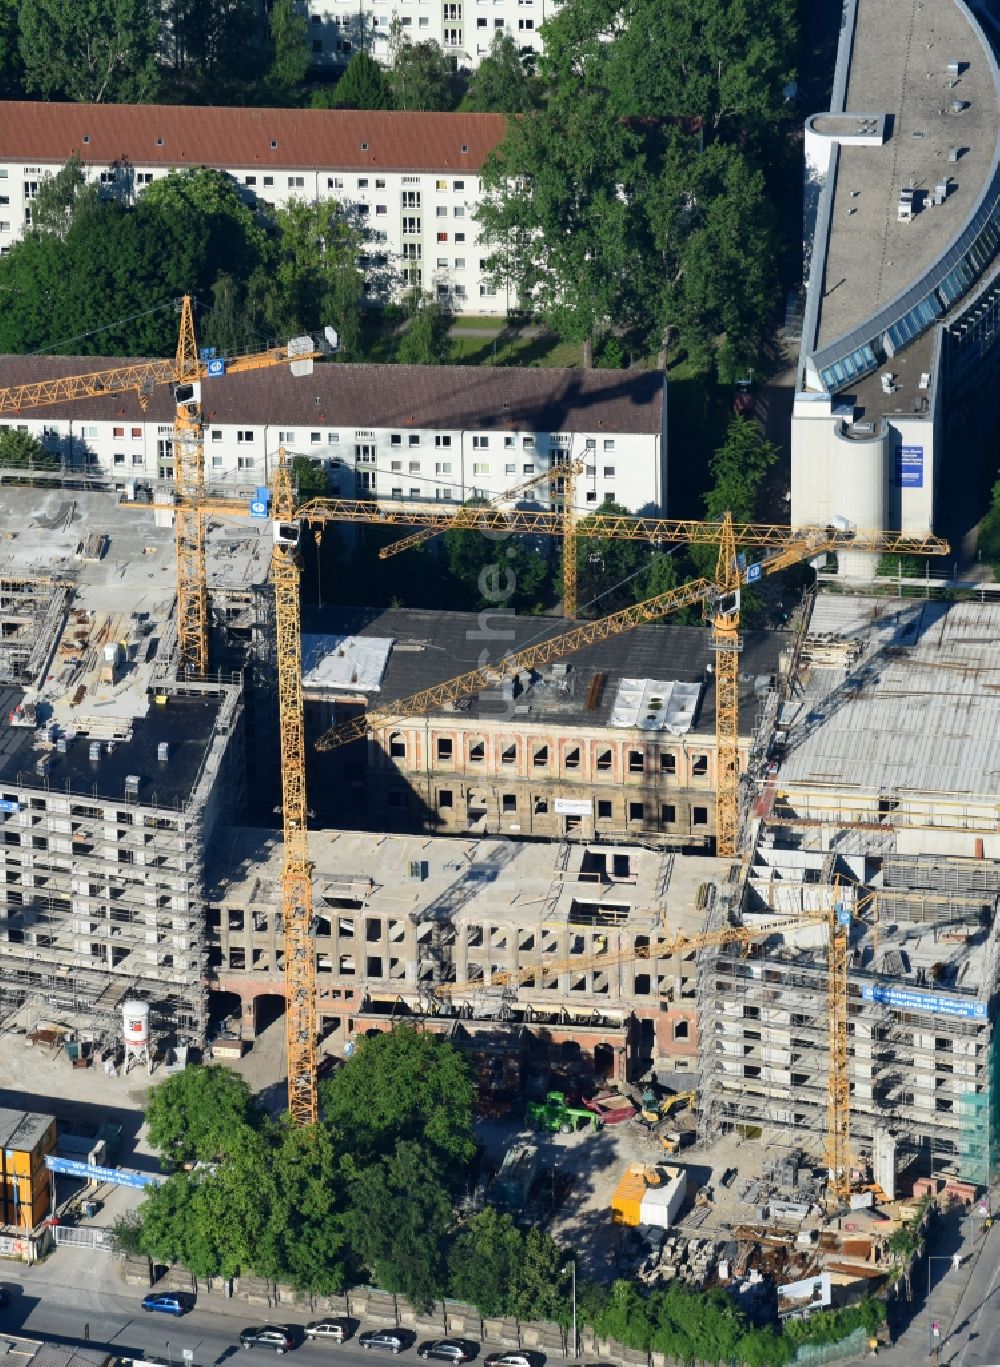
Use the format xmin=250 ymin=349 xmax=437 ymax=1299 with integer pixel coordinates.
xmin=611 ymin=1165 xmax=654 ymax=1227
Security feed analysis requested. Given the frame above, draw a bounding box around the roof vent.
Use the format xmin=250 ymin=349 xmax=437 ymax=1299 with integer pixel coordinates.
xmin=271 ymin=139 xmax=278 ymax=149
xmin=82 ymin=135 xmax=90 ymax=145
xmin=461 ymin=144 xmax=469 ymax=153
xmin=361 ymin=142 xmax=369 ymax=150
xmin=156 ymin=136 xmax=164 ymax=146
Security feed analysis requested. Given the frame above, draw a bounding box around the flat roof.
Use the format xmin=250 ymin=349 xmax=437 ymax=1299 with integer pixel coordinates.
xmin=210 ymin=826 xmax=731 ymax=943
xmin=814 ymin=0 xmax=1000 ymax=352
xmin=778 ymin=594 xmax=1000 ymax=799
xmin=0 ymin=685 xmax=226 ymax=807
xmin=302 ymin=607 xmax=792 ymax=739
xmin=0 ymin=102 xmax=505 ymax=173
xmin=0 ymin=357 xmax=666 ymax=436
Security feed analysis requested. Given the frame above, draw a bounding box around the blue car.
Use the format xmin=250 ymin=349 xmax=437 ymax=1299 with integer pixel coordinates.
xmin=141 ymin=1291 xmax=194 ymax=1316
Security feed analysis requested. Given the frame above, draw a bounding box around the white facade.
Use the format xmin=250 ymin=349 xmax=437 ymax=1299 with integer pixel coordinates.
xmin=0 ymin=107 xmax=510 ymax=314
xmin=301 ymin=0 xmax=558 ymax=68
xmin=5 ymin=399 xmax=666 ymax=515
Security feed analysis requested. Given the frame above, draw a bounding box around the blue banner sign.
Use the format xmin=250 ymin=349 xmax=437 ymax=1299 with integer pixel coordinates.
xmin=206 ymin=358 xmax=226 ymax=377
xmin=45 ymin=1155 xmax=165 ymax=1188
xmin=0 ymin=799 xmax=19 ymax=813
xmin=861 ymin=983 xmax=986 ymax=1020
xmin=896 ymin=445 xmax=924 ymax=488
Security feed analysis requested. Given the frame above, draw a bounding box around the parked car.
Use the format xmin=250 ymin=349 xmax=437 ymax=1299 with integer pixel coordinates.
xmin=141 ymin=1292 xmax=194 ymax=1317
xmin=240 ymin=1326 xmax=296 ymax=1353
xmin=484 ymin=1354 xmax=539 ymax=1367
xmin=305 ymin=1320 xmax=350 ymax=1345
xmin=359 ymin=1331 xmax=406 ymax=1355
xmin=418 ymin=1343 xmax=473 ymax=1363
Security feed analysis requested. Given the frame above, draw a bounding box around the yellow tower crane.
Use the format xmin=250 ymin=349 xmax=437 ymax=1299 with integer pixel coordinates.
xmin=310 ymin=511 xmax=948 ymax=859
xmin=375 ymin=458 xmax=586 ymax=618
xmin=428 ymin=898 xmax=855 ymax=1202
xmin=0 ymin=297 xmax=334 ymax=673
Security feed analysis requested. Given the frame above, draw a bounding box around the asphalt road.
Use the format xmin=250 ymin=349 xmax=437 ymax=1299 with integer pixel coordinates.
xmin=0 ymin=1253 xmax=518 ymax=1367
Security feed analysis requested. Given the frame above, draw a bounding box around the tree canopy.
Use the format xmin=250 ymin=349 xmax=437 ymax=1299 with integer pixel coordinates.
xmin=317 ymin=50 xmax=395 ymax=110
xmin=18 ymin=0 xmax=160 ymax=102
xmin=145 ymin=1065 xmax=258 ymax=1166
xmin=388 ymin=28 xmax=457 ymax=111
xmin=321 ymin=1025 xmax=476 ymax=1171
xmin=461 ymin=32 xmax=539 ymax=113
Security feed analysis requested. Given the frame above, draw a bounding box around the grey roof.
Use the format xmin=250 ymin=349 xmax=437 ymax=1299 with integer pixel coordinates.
xmin=304 ymin=607 xmax=790 ymax=737
xmin=0 ymin=356 xmax=665 ymax=436
xmin=0 ymin=1108 xmax=54 ymax=1153
xmin=0 ymin=687 xmax=226 ymax=807
xmin=0 ymin=1341 xmax=109 ymax=1367
xmin=780 ymin=596 xmax=1000 ymax=797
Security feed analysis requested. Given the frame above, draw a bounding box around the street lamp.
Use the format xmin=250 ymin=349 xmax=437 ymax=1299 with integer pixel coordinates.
xmin=562 ymin=1261 xmax=577 ymax=1359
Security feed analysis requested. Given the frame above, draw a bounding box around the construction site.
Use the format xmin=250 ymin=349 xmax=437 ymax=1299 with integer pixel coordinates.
xmin=0 ymin=315 xmax=996 ymax=1333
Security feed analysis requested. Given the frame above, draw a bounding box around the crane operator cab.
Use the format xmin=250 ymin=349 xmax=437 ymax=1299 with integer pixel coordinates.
xmin=274 ymin=519 xmax=301 ymax=550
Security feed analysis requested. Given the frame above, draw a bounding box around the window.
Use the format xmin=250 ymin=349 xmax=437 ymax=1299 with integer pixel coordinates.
xmin=660 ymin=753 xmax=676 ymax=774
xmin=628 ymin=802 xmax=645 ymax=822
xmin=522 ymin=437 xmax=535 ymax=450
xmin=310 ymin=432 xmax=322 ymax=444
xmin=455 ymin=232 xmax=465 ymax=242
xmin=661 ymin=804 xmax=676 ymax=824
xmin=391 ymin=460 xmax=402 ymax=473
xmin=263 ymin=176 xmax=274 ymax=187
xmin=210 ymin=429 xmax=222 ymax=443
xmin=435 ymin=461 xmax=452 ymax=474
xmin=408 ymin=460 xmax=420 ymax=473
xmin=435 ymin=435 xmax=452 ymax=448
xmin=389 ymin=733 xmax=406 ymax=758
xmin=438 ymin=790 xmax=453 ymax=809
xmin=288 ymin=175 xmax=304 ymax=189
xmin=454 ymin=179 xmax=465 ymax=190
xmin=453 ymin=206 xmax=465 ymax=218
xmin=237 ymin=430 xmax=254 ymax=443
xmin=402 ymin=191 xmax=421 ymax=208
xmin=436 ymin=206 xmax=448 ymax=218
xmin=564 ymin=747 xmax=580 ymax=769
xmin=113 ymin=426 xmax=125 ymax=439
xmin=472 ymin=461 xmax=490 ymax=475
xmin=403 ymin=217 xmax=421 ymax=233
xmin=329 ymin=176 xmax=344 ymax=189
xmin=692 ymin=754 xmax=708 ymax=776
xmin=502 ymin=743 xmax=516 ymax=765
xmin=436 ymin=179 xmax=447 ymax=190
xmin=437 ymin=232 xmax=448 ymax=242
xmin=603 ymin=439 xmax=615 ymax=451
xmin=375 ymin=178 xmax=385 ymax=188
xmin=597 ymin=749 xmax=612 ymax=771
xmin=437 ymin=256 xmax=448 ymax=268
xmin=603 ymin=465 xmax=615 ymax=478
xmin=391 ymin=434 xmax=402 ymax=446
xmin=358 ymin=177 xmax=369 ymax=188
xmin=237 ymin=456 xmax=255 ymax=471
xmin=455 ymin=257 xmax=465 ymax=269
xmin=211 ymin=454 xmax=223 ymax=468
xmin=522 ymin=462 xmax=535 ymax=474
xmin=597 ymin=800 xmax=612 ymax=819
xmin=533 ymin=745 xmax=548 ymax=768
xmin=409 ymin=487 xmax=420 ymax=498
xmin=502 ymin=794 xmax=517 ymax=813
xmin=437 ymin=737 xmax=453 ymax=762
xmin=673 ymin=1019 xmax=690 ymax=1041
xmin=628 ymin=750 xmax=643 ymax=773
xmin=692 ymin=806 xmax=709 ymax=826
xmin=472 ymin=435 xmax=489 ymax=449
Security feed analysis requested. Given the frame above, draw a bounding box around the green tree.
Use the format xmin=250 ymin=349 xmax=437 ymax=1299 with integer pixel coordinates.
xmin=266 ymin=0 xmax=310 ymax=103
xmin=270 ymin=198 xmax=364 ymax=354
xmin=461 ymin=32 xmax=537 ymax=112
xmin=0 ymin=429 xmax=57 ymax=470
xmin=31 ymin=157 xmax=98 ymax=240
xmin=448 ymin=1210 xmax=570 ymax=1320
xmin=388 ymin=27 xmax=456 ymax=111
xmin=703 ymin=415 xmax=779 ymax=523
xmin=18 ymin=0 xmax=159 ymax=102
xmin=347 ymin=1140 xmax=452 ymax=1308
xmin=0 ymin=0 xmax=23 ymax=92
xmin=443 ymin=516 xmax=551 ymax=614
xmin=397 ymin=292 xmax=454 ymax=365
xmin=255 ymin=1123 xmax=355 ymax=1293
xmin=162 ymin=0 xmax=264 ymax=96
xmin=978 ymin=477 xmax=1000 ymax=576
xmin=321 ymin=1025 xmax=476 ymax=1171
xmin=292 ymin=455 xmax=330 ymax=498
xmin=145 ymin=1065 xmax=258 ymax=1166
xmin=317 ymin=50 xmax=395 ymax=109
xmin=567 ymin=500 xmax=654 ymax=614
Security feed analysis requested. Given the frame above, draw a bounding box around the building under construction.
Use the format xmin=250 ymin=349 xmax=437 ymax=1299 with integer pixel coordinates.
xmin=0 ymin=488 xmax=255 ymax=1043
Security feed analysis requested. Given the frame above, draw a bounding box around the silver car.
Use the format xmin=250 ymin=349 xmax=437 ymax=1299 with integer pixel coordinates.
xmin=306 ymin=1320 xmax=349 ymax=1345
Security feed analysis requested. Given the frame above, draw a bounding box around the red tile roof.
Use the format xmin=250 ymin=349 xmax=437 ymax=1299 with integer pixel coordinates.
xmin=0 ymin=102 xmax=507 ymax=173
xmin=0 ymin=357 xmax=665 ymax=434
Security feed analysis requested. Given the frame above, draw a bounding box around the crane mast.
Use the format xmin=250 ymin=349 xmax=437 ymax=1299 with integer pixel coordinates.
xmin=271 ymin=455 xmax=319 ymax=1125
xmin=172 ymin=297 xmax=210 ymax=675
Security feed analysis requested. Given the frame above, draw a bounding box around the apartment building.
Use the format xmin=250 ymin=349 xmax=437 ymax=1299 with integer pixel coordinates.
xmin=303 ymin=608 xmax=791 ymax=849
xmin=0 ymin=359 xmax=668 ymax=514
xmin=0 ymin=103 xmax=507 ymax=313
xmin=300 ymin=0 xmax=558 ymax=69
